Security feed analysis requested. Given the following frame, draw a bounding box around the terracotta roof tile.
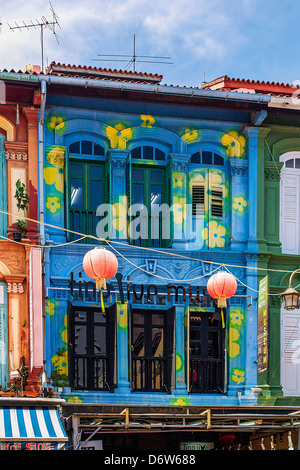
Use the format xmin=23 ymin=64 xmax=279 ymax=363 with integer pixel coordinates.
xmin=45 ymin=61 xmax=163 ymax=84
xmin=201 ymin=75 xmax=300 ymax=96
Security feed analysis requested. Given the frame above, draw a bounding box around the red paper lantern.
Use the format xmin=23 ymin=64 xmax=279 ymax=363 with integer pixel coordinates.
xmin=83 ymin=247 xmax=118 ymax=290
xmin=207 ymin=271 xmax=237 ymax=308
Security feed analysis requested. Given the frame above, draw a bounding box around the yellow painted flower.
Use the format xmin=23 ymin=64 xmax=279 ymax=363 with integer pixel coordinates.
xmin=221 ymin=130 xmax=246 ymax=158
xmin=44 ymin=166 xmax=64 ymax=193
xmin=173 ymin=172 xmax=184 ymax=189
xmin=106 ymin=124 xmax=133 ymax=150
xmin=233 ymin=196 xmax=247 ymax=212
xmin=173 ymin=196 xmax=187 ymax=224
xmin=231 ymin=367 xmax=245 ymax=384
xmin=46 ymin=196 xmax=61 ymax=214
xmin=176 ymin=353 xmax=183 ymax=371
xmin=66 ymin=396 xmax=83 ymax=403
xmin=230 ymin=309 xmax=245 ymax=327
xmin=171 ymin=397 xmax=190 ymax=406
xmin=47 ymin=115 xmax=66 ymax=134
xmin=45 ymin=299 xmax=57 ymax=316
xmin=117 ymin=306 xmax=128 ymax=330
xmin=182 ymin=128 xmax=199 ymax=143
xmin=112 ymin=196 xmax=128 ymax=235
xmin=202 ymin=220 xmax=226 ymax=248
xmin=62 ymin=315 xmax=68 ymax=344
xmin=51 ymin=350 xmax=68 ymax=374
xmin=228 ymin=327 xmax=240 ymax=358
xmin=141 ymin=114 xmax=155 ymax=127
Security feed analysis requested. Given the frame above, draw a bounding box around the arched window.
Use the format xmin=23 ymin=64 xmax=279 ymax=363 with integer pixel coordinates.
xmin=69 ymin=140 xmax=105 ymax=157
xmin=67 ymin=138 xmax=106 ymax=242
xmin=128 ymin=145 xmax=170 ymax=248
xmin=280 ymin=152 xmax=300 ymax=254
xmin=189 ymin=149 xmax=227 ymax=250
xmin=190 ymin=150 xmax=224 ymax=166
xmin=131 ymin=145 xmax=166 ymax=161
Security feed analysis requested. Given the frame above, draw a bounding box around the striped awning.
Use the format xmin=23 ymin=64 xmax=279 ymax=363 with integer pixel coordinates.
xmin=0 ymin=406 xmax=68 ymax=450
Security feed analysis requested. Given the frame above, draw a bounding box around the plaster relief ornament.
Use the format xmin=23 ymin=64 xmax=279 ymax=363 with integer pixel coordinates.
xmin=106 ymin=123 xmax=133 ymax=150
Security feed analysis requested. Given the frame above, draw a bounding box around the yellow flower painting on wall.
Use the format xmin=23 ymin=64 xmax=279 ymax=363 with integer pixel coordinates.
xmin=221 ymin=130 xmax=246 ymax=158
xmin=106 ymin=124 xmax=133 ymax=150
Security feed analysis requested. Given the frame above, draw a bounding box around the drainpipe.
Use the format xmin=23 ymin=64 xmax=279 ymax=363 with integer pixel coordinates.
xmin=39 ymin=79 xmax=46 ymax=246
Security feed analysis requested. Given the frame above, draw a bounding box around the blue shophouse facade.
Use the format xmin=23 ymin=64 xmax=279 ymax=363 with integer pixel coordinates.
xmin=39 ymin=64 xmax=270 ymax=409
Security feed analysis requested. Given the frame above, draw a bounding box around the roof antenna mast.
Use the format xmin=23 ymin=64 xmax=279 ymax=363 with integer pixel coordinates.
xmin=92 ymin=34 xmax=172 ymax=72
xmin=8 ymin=2 xmax=60 ymax=73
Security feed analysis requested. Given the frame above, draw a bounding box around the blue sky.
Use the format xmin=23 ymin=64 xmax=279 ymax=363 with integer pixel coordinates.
xmin=1 ymin=0 xmax=300 ymax=88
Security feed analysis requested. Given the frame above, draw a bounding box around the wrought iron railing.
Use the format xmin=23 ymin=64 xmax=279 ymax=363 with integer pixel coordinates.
xmin=132 ymin=357 xmax=168 ymax=392
xmin=189 ymin=358 xmax=224 ymax=394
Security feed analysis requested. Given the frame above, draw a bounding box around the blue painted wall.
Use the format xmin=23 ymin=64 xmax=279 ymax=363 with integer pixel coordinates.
xmin=42 ymin=97 xmax=259 ymax=406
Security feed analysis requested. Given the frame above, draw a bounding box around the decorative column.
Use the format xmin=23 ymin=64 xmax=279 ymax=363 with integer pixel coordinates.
xmin=173 ymin=304 xmax=188 ymax=395
xmin=264 ymin=161 xmax=284 ymax=253
xmin=171 ymin=154 xmax=190 ymax=250
xmin=243 ymin=127 xmax=259 ymax=252
xmin=256 ymin=128 xmax=271 ymax=252
xmin=4 ymin=274 xmax=26 ymax=372
xmin=44 ymin=145 xmax=66 ymax=243
xmin=241 ymin=254 xmax=259 ymax=400
xmin=110 ymin=150 xmax=129 ymax=242
xmin=5 ymin=142 xmax=28 ymax=237
xmin=229 ymin=158 xmax=248 ymax=251
xmin=23 ymin=107 xmax=39 ymax=240
xmin=116 ymin=300 xmax=130 ymax=395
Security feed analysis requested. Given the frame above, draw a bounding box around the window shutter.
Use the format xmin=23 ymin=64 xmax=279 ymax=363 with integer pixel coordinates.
xmin=104 ymin=154 xmax=112 ymax=240
xmin=280 ymin=174 xmax=299 ymax=254
xmin=192 ymin=185 xmax=205 ymax=216
xmin=211 ymin=188 xmax=223 ymax=217
xmin=165 ymin=306 xmax=176 ymax=392
xmin=281 ymin=310 xmax=300 ymax=396
xmin=106 ymin=303 xmax=117 ymax=390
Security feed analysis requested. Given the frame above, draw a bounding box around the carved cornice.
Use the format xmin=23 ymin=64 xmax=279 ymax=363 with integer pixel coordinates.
xmin=4 ymin=274 xmax=26 ymax=294
xmin=4 ymin=141 xmax=28 ymax=161
xmin=264 ymin=161 xmax=284 ymax=182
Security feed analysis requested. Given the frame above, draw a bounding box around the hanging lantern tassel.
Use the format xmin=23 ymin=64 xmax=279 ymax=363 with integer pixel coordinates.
xmin=221 ymin=308 xmax=225 ymax=329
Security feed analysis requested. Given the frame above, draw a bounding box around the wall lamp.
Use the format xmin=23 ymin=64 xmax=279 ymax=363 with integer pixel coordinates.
xmin=281 ymin=269 xmax=300 ymax=310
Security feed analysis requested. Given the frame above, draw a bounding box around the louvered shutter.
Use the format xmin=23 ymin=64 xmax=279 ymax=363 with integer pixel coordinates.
xmin=192 ymin=185 xmax=205 ymax=216
xmin=281 ymin=309 xmax=300 ymax=396
xmin=280 ymin=173 xmax=299 ymax=254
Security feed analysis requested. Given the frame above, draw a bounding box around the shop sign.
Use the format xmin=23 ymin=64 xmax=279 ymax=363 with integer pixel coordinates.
xmin=257 ymin=275 xmax=269 ymax=374
xmin=70 ymin=271 xmax=213 ymax=306
xmin=180 ymin=442 xmax=214 ymax=450
xmin=1 ymin=442 xmax=66 ymax=450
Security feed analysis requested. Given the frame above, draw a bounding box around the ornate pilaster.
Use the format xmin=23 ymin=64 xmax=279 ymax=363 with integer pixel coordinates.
xmin=229 ymin=158 xmax=248 ymax=251
xmin=44 ymin=145 xmax=66 ymax=243
xmin=171 ymin=153 xmax=190 ymax=249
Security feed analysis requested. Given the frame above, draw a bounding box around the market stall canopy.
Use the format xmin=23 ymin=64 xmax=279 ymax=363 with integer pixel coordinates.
xmin=0 ymin=398 xmax=68 ymax=450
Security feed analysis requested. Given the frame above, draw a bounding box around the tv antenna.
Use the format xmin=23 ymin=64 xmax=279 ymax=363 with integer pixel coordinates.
xmin=92 ymin=34 xmax=172 ymax=72
xmin=8 ymin=2 xmax=60 ymax=73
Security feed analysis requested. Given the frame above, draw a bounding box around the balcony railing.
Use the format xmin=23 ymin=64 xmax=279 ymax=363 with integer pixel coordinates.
xmin=72 ymin=356 xmax=112 ymax=391
xmin=132 ymin=357 xmax=168 ymax=392
xmin=190 ymin=358 xmax=224 ymax=394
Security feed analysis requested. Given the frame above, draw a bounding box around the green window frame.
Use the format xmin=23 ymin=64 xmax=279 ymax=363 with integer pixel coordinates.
xmin=68 ymin=160 xmax=105 ymax=242
xmin=128 ymin=164 xmax=171 ymax=248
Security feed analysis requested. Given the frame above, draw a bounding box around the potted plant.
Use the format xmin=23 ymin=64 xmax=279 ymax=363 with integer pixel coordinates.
xmin=13 ymin=179 xmax=30 ymax=241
